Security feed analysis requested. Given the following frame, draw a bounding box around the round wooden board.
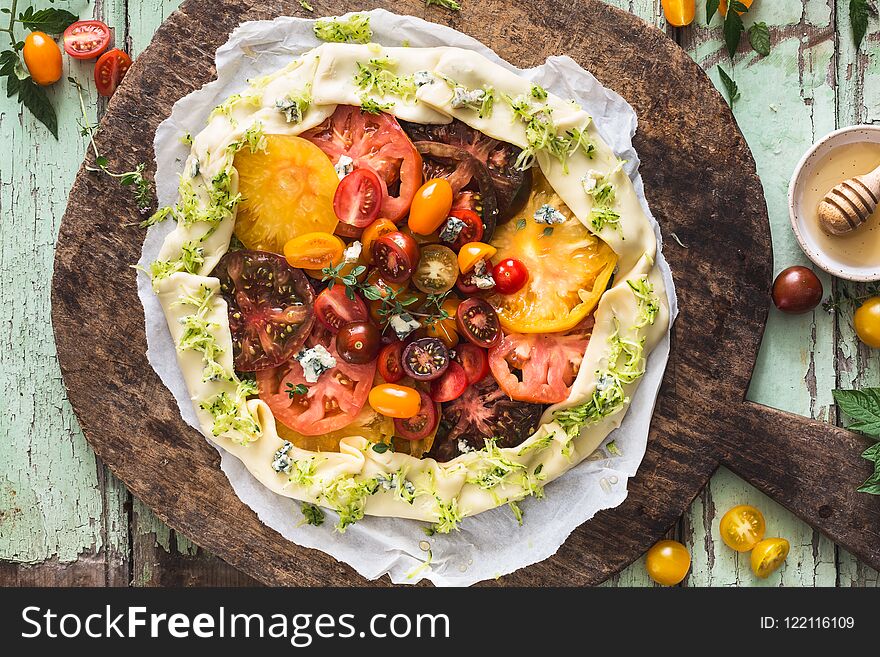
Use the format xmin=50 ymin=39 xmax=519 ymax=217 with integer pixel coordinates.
xmin=52 ymin=0 xmax=880 ymax=586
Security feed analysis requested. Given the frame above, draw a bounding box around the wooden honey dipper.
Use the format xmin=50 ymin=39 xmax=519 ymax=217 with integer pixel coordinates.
xmin=818 ymin=162 xmax=880 ymax=235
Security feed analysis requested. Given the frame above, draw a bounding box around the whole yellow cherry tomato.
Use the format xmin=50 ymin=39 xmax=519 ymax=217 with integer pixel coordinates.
xmin=751 ymin=537 xmax=790 ymax=578
xmin=408 ymin=178 xmax=454 ymax=235
xmin=23 ymin=31 xmax=63 ymax=86
xmin=645 ymin=540 xmax=691 ymax=586
xmin=369 ymin=383 xmax=422 ymax=418
xmin=457 ymin=241 xmax=497 ymax=273
xmin=719 ymin=504 xmax=766 ymax=552
xmin=283 ymin=232 xmax=345 ymax=271
xmin=361 ymin=218 xmax=397 ymax=264
xmin=661 ymin=0 xmax=695 ymax=27
xmin=854 ymin=296 xmax=880 ymax=348
xmin=425 ymin=297 xmax=460 ymax=348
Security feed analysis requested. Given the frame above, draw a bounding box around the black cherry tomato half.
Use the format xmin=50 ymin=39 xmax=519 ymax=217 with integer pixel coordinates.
xmin=335 ymin=321 xmax=381 ymax=364
xmin=445 ymin=208 xmax=484 ymax=251
xmin=371 ymin=231 xmax=420 ymax=283
xmin=456 ymin=297 xmax=502 ymax=348
xmin=456 ymin=271 xmax=481 ymax=295
xmin=394 ymin=390 xmax=439 ymax=440
xmin=402 ymin=337 xmax=450 ymax=381
xmin=455 ymin=343 xmax=490 ymax=384
xmin=333 ymin=168 xmax=383 ymax=229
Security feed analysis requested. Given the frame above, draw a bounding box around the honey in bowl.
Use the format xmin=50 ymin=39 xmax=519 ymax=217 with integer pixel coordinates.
xmin=800 ymin=141 xmax=880 ymax=269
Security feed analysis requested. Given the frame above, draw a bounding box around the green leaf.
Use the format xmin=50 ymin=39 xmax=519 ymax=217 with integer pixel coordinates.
xmin=706 ymin=0 xmax=721 ymax=22
xmin=371 ymin=442 xmax=391 ymax=454
xmin=723 ymin=9 xmax=745 ymax=58
xmin=833 ymin=388 xmax=880 ymax=435
xmin=717 ymin=65 xmax=740 ymax=106
xmin=17 ymin=77 xmax=58 ymax=138
xmin=18 ymin=8 xmax=78 ymax=34
xmin=856 ymin=464 xmax=880 ymax=495
xmin=851 ymin=0 xmax=869 ymax=48
xmin=748 ymin=21 xmax=771 ymax=56
xmin=0 ymin=49 xmax=18 ymax=77
xmin=862 ymin=441 xmax=880 ymax=462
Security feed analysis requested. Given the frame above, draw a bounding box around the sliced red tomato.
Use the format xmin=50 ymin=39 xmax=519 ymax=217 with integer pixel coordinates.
xmin=302 ymin=105 xmax=422 ymax=222
xmin=489 ymin=332 xmax=591 ymax=404
xmin=257 ymin=330 xmax=375 ymax=436
xmin=334 ymin=168 xmax=383 ymax=228
xmin=214 ymin=250 xmax=315 ymax=372
xmin=378 ymin=341 xmax=405 ymax=383
xmin=63 ymin=20 xmax=110 ymax=60
xmin=455 ymin=343 xmax=490 ymax=385
xmin=394 ymin=390 xmax=438 ymax=440
xmin=314 ymin=285 xmax=369 ymax=333
xmin=94 ymin=48 xmax=131 ymax=97
xmin=430 ymin=361 xmax=468 ymax=402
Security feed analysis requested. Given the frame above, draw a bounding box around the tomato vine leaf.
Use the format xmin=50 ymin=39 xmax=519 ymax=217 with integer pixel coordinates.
xmin=748 ymin=21 xmax=771 ymax=56
xmin=17 ymin=7 xmax=78 ymax=34
xmin=723 ymin=3 xmax=748 ymax=58
xmin=833 ymin=388 xmax=880 ymax=495
xmin=717 ymin=65 xmax=740 ymax=107
xmin=706 ymin=0 xmax=721 ymax=23
xmin=851 ymin=0 xmax=870 ymax=48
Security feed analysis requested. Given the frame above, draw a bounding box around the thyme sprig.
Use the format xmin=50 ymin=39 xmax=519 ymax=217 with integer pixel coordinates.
xmin=823 ymin=283 xmax=880 ymax=314
xmin=71 ymin=78 xmax=152 ymax=214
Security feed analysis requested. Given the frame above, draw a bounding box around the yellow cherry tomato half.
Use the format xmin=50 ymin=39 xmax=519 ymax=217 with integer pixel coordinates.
xmin=458 ymin=242 xmax=497 ymax=274
xmin=408 ymin=178 xmax=454 ymax=235
xmin=719 ymin=504 xmax=766 ymax=552
xmin=369 ymin=384 xmax=422 ymax=419
xmin=661 ymin=0 xmax=695 ymax=27
xmin=283 ymin=232 xmax=345 ymax=271
xmin=361 ymin=218 xmax=398 ymax=264
xmin=23 ymin=31 xmax=63 ymax=86
xmin=751 ymin=538 xmax=790 ymax=578
xmin=854 ymin=296 xmax=880 ymax=348
xmin=645 ymin=540 xmax=691 ymax=586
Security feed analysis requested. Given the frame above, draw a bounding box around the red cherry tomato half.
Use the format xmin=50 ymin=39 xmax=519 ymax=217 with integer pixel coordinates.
xmin=333 ymin=168 xmax=383 ymax=229
xmin=314 ymin=285 xmax=369 ymax=333
xmin=456 ymin=297 xmax=502 ymax=348
xmin=371 ymin=231 xmax=420 ymax=283
xmin=445 ymin=208 xmax=484 ymax=251
xmin=455 ymin=343 xmax=490 ymax=385
xmin=377 ymin=341 xmax=405 ymax=383
xmin=394 ymin=390 xmax=438 ymax=440
xmin=492 ymin=258 xmax=529 ymax=295
xmin=63 ymin=20 xmax=111 ymax=60
xmin=430 ymin=360 xmax=468 ymax=402
xmin=94 ymin=48 xmax=132 ymax=97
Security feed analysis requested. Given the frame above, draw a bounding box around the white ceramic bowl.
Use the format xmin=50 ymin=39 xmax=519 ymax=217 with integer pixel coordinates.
xmin=789 ymin=125 xmax=880 ymax=282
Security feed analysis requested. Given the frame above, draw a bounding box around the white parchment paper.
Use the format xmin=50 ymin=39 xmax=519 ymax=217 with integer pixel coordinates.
xmin=137 ymin=9 xmax=678 ymax=586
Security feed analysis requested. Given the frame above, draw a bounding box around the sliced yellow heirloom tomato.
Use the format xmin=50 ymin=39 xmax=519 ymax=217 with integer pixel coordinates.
xmin=283 ymin=232 xmax=345 ymax=270
xmin=458 ymin=242 xmax=497 ymax=273
xmin=489 ymin=172 xmax=617 ymax=333
xmin=645 ymin=540 xmax=691 ymax=586
xmin=234 ymin=134 xmax=339 ymax=254
xmin=275 ymin=403 xmax=393 ymax=453
xmin=750 ymin=538 xmax=790 ymax=578
xmin=719 ymin=504 xmax=766 ymax=552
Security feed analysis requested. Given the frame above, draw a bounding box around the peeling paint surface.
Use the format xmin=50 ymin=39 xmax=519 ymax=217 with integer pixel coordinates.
xmin=1 ymin=0 xmax=878 ymax=586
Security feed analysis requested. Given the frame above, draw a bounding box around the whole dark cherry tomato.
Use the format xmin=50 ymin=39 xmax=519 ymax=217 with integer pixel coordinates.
xmin=372 ymin=231 xmax=420 ymax=283
xmin=335 ymin=321 xmax=381 ymax=364
xmin=771 ymin=266 xmax=823 ymax=314
xmin=492 ymin=258 xmax=529 ymax=294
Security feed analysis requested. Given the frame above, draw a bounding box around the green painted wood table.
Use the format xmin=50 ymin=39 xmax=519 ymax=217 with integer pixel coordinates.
xmin=2 ymin=0 xmax=878 ymax=587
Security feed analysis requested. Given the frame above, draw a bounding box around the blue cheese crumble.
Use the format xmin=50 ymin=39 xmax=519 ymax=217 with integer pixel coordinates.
xmin=439 ymin=215 xmax=467 ymax=244
xmin=343 ymin=240 xmax=362 ymax=263
xmin=451 ymin=87 xmax=487 ymax=110
xmin=295 ymin=344 xmax=337 ymax=383
xmin=388 ymin=312 xmax=421 ymax=340
xmin=533 ymin=204 xmax=567 ymax=225
xmin=272 ymin=441 xmax=294 ymax=473
xmin=413 ymin=70 xmax=433 ymax=88
xmin=581 ymin=169 xmax=602 ymax=193
xmin=472 ymin=259 xmax=496 ymax=290
xmin=335 ymin=155 xmax=354 ymax=179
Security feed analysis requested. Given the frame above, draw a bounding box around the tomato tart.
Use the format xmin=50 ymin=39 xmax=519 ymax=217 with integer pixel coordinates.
xmin=146 ymin=18 xmax=669 ymax=534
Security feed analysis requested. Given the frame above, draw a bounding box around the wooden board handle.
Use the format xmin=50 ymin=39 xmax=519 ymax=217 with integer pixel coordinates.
xmin=721 ymin=401 xmax=880 ymax=568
